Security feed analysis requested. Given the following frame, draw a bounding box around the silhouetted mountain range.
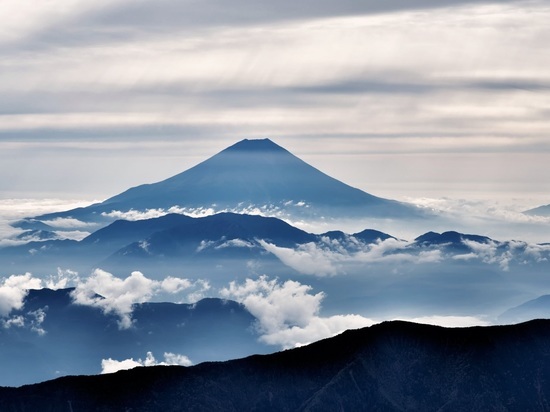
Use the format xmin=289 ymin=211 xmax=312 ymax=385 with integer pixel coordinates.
xmin=2 ymin=319 xmax=550 ymax=411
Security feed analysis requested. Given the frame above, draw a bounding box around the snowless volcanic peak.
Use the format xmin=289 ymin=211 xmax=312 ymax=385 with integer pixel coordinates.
xmin=33 ymin=138 xmax=426 ymax=223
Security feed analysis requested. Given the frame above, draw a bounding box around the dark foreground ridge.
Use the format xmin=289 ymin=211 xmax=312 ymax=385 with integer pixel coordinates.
xmin=2 ymin=319 xmax=550 ymax=411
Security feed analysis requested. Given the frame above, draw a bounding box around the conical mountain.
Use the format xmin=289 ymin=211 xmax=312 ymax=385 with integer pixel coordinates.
xmin=34 ymin=138 xmax=425 ymax=223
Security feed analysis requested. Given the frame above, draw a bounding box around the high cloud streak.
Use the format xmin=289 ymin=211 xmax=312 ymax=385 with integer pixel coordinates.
xmin=101 ymin=351 xmax=192 ymax=374
xmin=220 ymin=276 xmax=375 ymax=348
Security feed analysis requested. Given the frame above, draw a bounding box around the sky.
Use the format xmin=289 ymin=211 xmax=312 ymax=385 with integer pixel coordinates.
xmin=1 ymin=0 xmax=549 ymax=208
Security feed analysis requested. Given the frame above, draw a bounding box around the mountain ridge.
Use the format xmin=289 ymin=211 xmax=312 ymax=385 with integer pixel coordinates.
xmin=2 ymin=319 xmax=550 ymax=410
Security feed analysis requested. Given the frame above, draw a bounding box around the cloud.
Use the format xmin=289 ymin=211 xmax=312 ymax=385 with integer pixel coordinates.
xmin=53 ymin=230 xmax=91 ymax=241
xmin=70 ymin=269 xmax=207 ymax=328
xmin=100 ymin=357 xmax=142 ymax=375
xmin=41 ymin=217 xmax=97 ymax=229
xmin=461 ymin=239 xmax=513 ymax=271
xmin=397 ymin=315 xmax=490 ymax=328
xmin=0 ymin=273 xmax=42 ymax=316
xmin=71 ymin=270 xmax=156 ymax=329
xmin=44 ymin=268 xmax=80 ymax=289
xmin=258 ymin=241 xmax=342 ymax=276
xmin=0 ymin=306 xmax=47 ymax=336
xmin=101 ymin=351 xmax=192 ymax=374
xmin=259 ymin=237 xmax=442 ymax=276
xmin=215 ymin=239 xmax=255 ymax=249
xmin=101 ymin=207 xmax=190 ymax=221
xmin=186 ymin=279 xmax=211 ymax=303
xmin=160 ymin=277 xmax=193 ymax=294
xmin=220 ymin=276 xmax=375 ymax=348
xmin=0 ymin=268 xmax=212 ymax=335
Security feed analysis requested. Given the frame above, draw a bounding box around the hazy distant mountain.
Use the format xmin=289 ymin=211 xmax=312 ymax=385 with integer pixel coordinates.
xmin=0 ymin=288 xmax=268 ymax=387
xmin=107 ymin=212 xmax=316 ymax=260
xmin=498 ymin=294 xmax=550 ymax=324
xmin=15 ymin=229 xmax=59 ymax=241
xmin=32 ymin=138 xmax=426 ymax=226
xmin=2 ymin=213 xmax=547 ymax=278
xmin=2 ymin=320 xmax=550 ymax=411
xmin=0 ymin=212 xmax=394 ymax=275
xmin=413 ymin=231 xmax=493 ymax=252
xmin=523 ymin=203 xmax=550 ymax=217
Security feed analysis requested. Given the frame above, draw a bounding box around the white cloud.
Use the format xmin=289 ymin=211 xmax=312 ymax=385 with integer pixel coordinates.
xmin=27 ymin=308 xmax=47 ymax=336
xmin=259 ymin=237 xmax=442 ymax=276
xmin=2 ymin=308 xmax=48 ymax=336
xmin=41 ymin=217 xmax=97 ymax=229
xmin=261 ymin=314 xmax=375 ymax=348
xmin=215 ymin=239 xmax=255 ymax=249
xmin=70 ymin=269 xmax=204 ymax=328
xmin=160 ymin=277 xmax=192 ymax=294
xmin=2 ymin=315 xmax=25 ymax=329
xmin=186 ymin=279 xmax=211 ymax=303
xmin=44 ymin=268 xmax=80 ymax=289
xmin=101 ymin=351 xmax=192 ymax=374
xmin=101 ymin=207 xmax=188 ymax=221
xmin=0 ymin=273 xmax=42 ymax=316
xmin=461 ymin=239 xmax=513 ymax=271
xmin=53 ymin=230 xmax=91 ymax=241
xmin=220 ymin=276 xmax=375 ymax=349
xmin=397 ymin=315 xmax=490 ymax=328
xmin=258 ymin=240 xmax=342 ymax=276
xmin=101 ymin=358 xmax=142 ymax=374
xmin=71 ymin=270 xmax=156 ymax=329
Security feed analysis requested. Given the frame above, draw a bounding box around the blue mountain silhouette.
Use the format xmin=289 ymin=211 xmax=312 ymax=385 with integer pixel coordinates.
xmin=33 ymin=138 xmax=426 ymax=225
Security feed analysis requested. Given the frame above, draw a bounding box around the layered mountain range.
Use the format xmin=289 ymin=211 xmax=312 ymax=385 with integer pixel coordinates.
xmin=4 ymin=211 xmax=546 ymax=278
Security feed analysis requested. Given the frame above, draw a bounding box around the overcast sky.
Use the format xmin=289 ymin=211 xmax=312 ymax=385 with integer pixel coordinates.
xmin=1 ymin=0 xmax=549 ymax=208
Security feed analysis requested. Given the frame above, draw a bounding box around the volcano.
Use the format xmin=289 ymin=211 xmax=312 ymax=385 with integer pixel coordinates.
xmin=32 ymin=138 xmax=425 ymax=225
